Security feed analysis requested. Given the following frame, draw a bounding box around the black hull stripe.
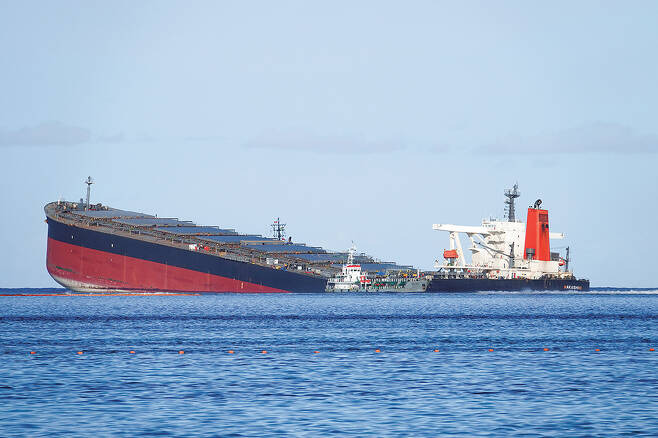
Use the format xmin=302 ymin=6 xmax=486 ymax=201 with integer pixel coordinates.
xmin=427 ymin=278 xmax=590 ymax=292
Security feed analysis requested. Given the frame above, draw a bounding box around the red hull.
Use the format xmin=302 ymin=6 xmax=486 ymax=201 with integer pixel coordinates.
xmin=46 ymin=238 xmax=289 ymax=293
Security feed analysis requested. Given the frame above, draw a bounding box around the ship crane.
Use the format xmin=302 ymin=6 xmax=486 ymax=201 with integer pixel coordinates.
xmin=473 ymin=241 xmax=514 ymax=260
xmin=433 ymin=223 xmax=564 ymax=268
xmin=432 ymin=224 xmax=488 ymax=269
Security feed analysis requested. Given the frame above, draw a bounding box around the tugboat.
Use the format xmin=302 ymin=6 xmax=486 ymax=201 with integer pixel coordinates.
xmin=326 ymin=246 xmax=429 ymax=292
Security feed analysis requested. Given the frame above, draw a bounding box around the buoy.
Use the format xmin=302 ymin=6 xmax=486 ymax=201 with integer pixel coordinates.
xmin=650 ymin=348 xmax=655 ymax=352
xmin=178 ymin=350 xmax=185 ymax=354
xmin=595 ymin=349 xmax=600 ymax=352
xmin=488 ymin=348 xmax=494 ymax=352
xmin=543 ymin=348 xmax=549 ymax=351
xmin=129 ymin=350 xmax=135 ymax=354
xmin=30 ymin=351 xmax=36 ymax=355
xmin=433 ymin=349 xmax=440 ymax=352
xmin=374 ymin=349 xmax=381 ymax=353
xmin=261 ymin=350 xmax=267 ymax=354
xmin=228 ymin=350 xmax=234 ymax=354
xmin=77 ymin=351 xmax=83 ymax=355
xmin=313 ymin=351 xmax=319 ymax=354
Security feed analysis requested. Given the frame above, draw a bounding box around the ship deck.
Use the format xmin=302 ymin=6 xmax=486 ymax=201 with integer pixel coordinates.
xmin=44 ymin=201 xmax=413 ymax=278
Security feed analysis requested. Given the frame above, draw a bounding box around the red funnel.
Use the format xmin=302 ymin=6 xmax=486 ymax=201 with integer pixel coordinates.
xmin=524 ymin=207 xmax=550 ymax=261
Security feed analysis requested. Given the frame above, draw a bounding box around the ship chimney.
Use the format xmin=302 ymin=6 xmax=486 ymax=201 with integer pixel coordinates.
xmin=523 ymin=199 xmax=550 ymax=261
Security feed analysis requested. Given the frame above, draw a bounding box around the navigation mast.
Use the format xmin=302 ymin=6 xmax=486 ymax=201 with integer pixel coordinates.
xmin=504 ymin=183 xmax=520 ymax=221
xmin=85 ymin=176 xmax=94 ymax=211
xmin=271 ymin=217 xmax=286 ymax=241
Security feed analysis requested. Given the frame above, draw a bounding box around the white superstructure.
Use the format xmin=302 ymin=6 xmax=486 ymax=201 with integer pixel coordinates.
xmin=432 ymin=186 xmax=574 ymax=280
xmin=325 ymin=246 xmax=362 ymax=291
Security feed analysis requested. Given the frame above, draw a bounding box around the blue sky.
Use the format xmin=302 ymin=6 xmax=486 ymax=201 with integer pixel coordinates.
xmin=1 ymin=1 xmax=657 ymax=287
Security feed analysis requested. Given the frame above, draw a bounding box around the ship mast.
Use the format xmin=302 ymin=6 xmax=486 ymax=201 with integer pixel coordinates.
xmin=271 ymin=217 xmax=286 ymax=241
xmin=85 ymin=176 xmax=94 ymax=211
xmin=504 ymin=183 xmax=520 ymax=221
xmin=347 ymin=244 xmax=356 ymax=265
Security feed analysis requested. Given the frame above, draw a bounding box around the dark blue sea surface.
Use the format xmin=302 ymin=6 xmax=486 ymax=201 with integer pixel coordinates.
xmin=1 ymin=290 xmax=658 ymax=436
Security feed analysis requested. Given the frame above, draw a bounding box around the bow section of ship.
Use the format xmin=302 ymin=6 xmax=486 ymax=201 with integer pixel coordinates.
xmin=44 ymin=183 xmax=412 ymax=293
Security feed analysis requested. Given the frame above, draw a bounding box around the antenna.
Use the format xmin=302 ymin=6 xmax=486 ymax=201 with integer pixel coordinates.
xmin=271 ymin=217 xmax=286 ymax=240
xmin=85 ymin=176 xmax=94 ymax=211
xmin=504 ymin=183 xmax=520 ymax=221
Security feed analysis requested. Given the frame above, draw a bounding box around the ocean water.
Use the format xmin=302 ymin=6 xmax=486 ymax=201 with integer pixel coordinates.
xmin=1 ymin=290 xmax=658 ymax=437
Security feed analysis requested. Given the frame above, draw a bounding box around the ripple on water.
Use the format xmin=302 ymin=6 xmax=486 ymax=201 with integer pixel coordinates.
xmin=0 ymin=291 xmax=657 ymax=436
